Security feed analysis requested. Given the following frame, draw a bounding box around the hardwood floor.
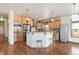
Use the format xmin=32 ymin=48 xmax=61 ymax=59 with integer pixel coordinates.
xmin=0 ymin=36 xmax=79 ymax=55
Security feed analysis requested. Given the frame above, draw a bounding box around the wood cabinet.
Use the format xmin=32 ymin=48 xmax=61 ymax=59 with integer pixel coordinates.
xmin=22 ymin=16 xmax=32 ymax=25
xmin=48 ymin=20 xmax=54 ymax=29
xmin=48 ymin=18 xmax=60 ymax=29
xmin=53 ymin=18 xmax=60 ymax=41
xmin=14 ymin=31 xmax=23 ymax=42
xmin=14 ymin=14 xmax=33 ymax=42
xmin=53 ymin=19 xmax=60 ymax=28
xmin=22 ymin=16 xmax=27 ymax=24
xmin=14 ymin=15 xmax=22 ymax=24
xmin=48 ymin=18 xmax=60 ymax=41
xmin=14 ymin=14 xmax=32 ymax=25
xmin=36 ymin=21 xmax=44 ymax=29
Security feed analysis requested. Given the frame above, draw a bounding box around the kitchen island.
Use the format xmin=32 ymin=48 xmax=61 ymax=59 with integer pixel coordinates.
xmin=26 ymin=32 xmax=53 ymax=48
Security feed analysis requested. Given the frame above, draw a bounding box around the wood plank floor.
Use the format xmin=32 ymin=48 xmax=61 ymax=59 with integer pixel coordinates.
xmin=0 ymin=37 xmax=79 ymax=55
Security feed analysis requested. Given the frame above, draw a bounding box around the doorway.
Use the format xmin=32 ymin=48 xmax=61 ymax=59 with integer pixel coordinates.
xmin=0 ymin=21 xmax=5 ymax=41
xmin=0 ymin=21 xmax=8 ymax=43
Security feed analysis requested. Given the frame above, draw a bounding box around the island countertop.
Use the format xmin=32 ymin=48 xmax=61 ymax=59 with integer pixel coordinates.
xmin=26 ymin=31 xmax=53 ymax=48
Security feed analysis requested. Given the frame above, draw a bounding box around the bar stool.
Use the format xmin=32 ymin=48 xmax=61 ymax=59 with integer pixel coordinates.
xmin=36 ymin=40 xmax=42 ymax=48
xmin=49 ymin=38 xmax=52 ymax=44
xmin=36 ymin=40 xmax=43 ymax=54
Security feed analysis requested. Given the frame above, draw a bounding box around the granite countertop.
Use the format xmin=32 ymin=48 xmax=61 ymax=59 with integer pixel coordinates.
xmin=27 ymin=31 xmax=53 ymax=33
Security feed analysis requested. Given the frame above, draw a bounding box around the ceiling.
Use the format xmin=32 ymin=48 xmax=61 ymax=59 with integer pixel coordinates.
xmin=0 ymin=3 xmax=79 ymax=19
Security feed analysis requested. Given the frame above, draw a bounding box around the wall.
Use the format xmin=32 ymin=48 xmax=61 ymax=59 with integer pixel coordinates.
xmin=0 ymin=20 xmax=8 ymax=37
xmin=0 ymin=25 xmax=4 ymax=34
xmin=60 ymin=16 xmax=79 ymax=43
xmin=5 ymin=19 xmax=8 ymax=37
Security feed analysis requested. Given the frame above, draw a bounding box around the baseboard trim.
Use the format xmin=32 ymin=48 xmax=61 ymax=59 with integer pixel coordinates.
xmin=68 ymin=41 xmax=79 ymax=44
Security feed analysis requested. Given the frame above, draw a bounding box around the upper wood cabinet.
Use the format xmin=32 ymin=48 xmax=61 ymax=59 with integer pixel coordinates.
xmin=53 ymin=18 xmax=60 ymax=28
xmin=27 ymin=18 xmax=32 ymax=25
xmin=48 ymin=18 xmax=60 ymax=29
xmin=14 ymin=14 xmax=22 ymax=24
xmin=36 ymin=21 xmax=44 ymax=29
xmin=22 ymin=16 xmax=27 ymax=24
xmin=14 ymin=14 xmax=32 ymax=25
xmin=48 ymin=20 xmax=54 ymax=29
xmin=21 ymin=16 xmax=32 ymax=25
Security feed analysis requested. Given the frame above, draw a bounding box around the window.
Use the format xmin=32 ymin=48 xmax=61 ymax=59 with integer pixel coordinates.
xmin=72 ymin=23 xmax=79 ymax=29
xmin=72 ymin=17 xmax=79 ymax=37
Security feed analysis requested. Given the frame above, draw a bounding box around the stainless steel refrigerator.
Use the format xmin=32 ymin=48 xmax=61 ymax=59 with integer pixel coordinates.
xmin=60 ymin=24 xmax=69 ymax=42
xmin=23 ymin=24 xmax=31 ymax=42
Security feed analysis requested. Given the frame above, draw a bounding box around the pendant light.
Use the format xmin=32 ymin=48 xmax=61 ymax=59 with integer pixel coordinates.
xmin=71 ymin=3 xmax=78 ymax=18
xmin=49 ymin=9 xmax=55 ymax=21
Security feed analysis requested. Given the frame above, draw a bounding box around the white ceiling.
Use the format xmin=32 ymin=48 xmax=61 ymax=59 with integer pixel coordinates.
xmin=0 ymin=3 xmax=79 ymax=19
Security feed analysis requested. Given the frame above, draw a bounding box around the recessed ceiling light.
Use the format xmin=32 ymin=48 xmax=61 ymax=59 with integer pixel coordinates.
xmin=36 ymin=16 xmax=39 ymax=18
xmin=51 ymin=19 xmax=54 ymax=21
xmin=26 ymin=9 xmax=29 ymax=12
xmin=16 ymin=11 xmax=21 ymax=15
xmin=27 ymin=17 xmax=29 ymax=20
xmin=0 ymin=16 xmax=4 ymax=21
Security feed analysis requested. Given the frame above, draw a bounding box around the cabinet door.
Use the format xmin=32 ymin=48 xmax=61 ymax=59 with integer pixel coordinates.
xmin=14 ymin=15 xmax=23 ymax=42
xmin=36 ymin=21 xmax=44 ymax=29
xmin=14 ymin=15 xmax=22 ymax=24
xmin=22 ymin=16 xmax=32 ymax=24
xmin=53 ymin=19 xmax=60 ymax=28
xmin=28 ymin=18 xmax=32 ymax=25
xmin=22 ymin=16 xmax=27 ymax=24
xmin=15 ymin=31 xmax=23 ymax=42
xmin=48 ymin=20 xmax=54 ymax=29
